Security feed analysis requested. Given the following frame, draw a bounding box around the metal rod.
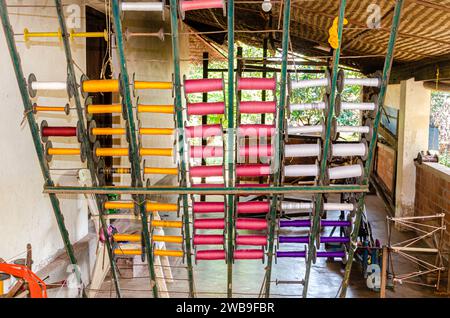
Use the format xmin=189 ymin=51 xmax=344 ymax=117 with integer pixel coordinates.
xmin=264 ymin=0 xmax=291 ymax=298
xmin=169 ymin=0 xmax=195 ymax=298
xmin=200 ymin=51 xmax=209 ymax=202
xmin=53 ymin=0 xmax=121 ymax=298
xmin=226 ymin=0 xmax=235 ymax=299
xmin=111 ymin=0 xmax=158 ymax=298
xmin=303 ymin=0 xmax=347 ymax=298
xmin=0 ymin=0 xmax=87 ymax=298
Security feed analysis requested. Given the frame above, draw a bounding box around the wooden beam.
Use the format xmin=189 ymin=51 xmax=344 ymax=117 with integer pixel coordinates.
xmin=390 ymin=56 xmax=450 ymax=83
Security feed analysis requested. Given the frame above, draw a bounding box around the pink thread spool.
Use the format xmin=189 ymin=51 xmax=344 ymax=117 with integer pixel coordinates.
xmin=239 ymin=145 xmax=273 ymax=158
xmin=193 ymin=235 xmax=224 ymax=245
xmin=193 ymin=202 xmax=225 ymax=213
xmin=179 ymin=0 xmax=226 ymax=19
xmin=239 ymin=101 xmax=276 ymax=114
xmin=236 ymin=164 xmax=271 ymax=177
xmin=184 ymin=78 xmax=224 ymax=94
xmin=237 ymin=183 xmax=269 ymax=188
xmin=238 ymin=124 xmax=276 ymax=137
xmin=192 ymin=183 xmax=225 ymax=188
xmin=196 ymin=249 xmax=226 ymax=261
xmin=190 ymin=165 xmax=224 ymax=177
xmin=234 ymin=249 xmax=264 ymax=260
xmin=237 ymin=201 xmax=270 ymax=214
xmin=236 ymin=235 xmax=267 ymax=246
xmin=187 ymin=102 xmax=225 ymax=116
xmin=185 ymin=124 xmax=222 ymax=138
xmin=238 ymin=77 xmax=276 ymax=91
xmin=236 ymin=218 xmax=268 ymax=230
xmin=190 ymin=145 xmax=223 ymax=158
xmin=194 ymin=218 xmax=225 ymax=229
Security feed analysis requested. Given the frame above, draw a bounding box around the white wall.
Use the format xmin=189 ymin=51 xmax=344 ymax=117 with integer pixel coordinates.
xmin=0 ymin=0 xmax=88 ymax=270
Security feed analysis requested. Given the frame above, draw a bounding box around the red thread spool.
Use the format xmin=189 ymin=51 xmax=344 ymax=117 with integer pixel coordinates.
xmin=190 ymin=165 xmax=224 ymax=177
xmin=236 ymin=235 xmax=267 ymax=246
xmin=237 ymin=201 xmax=270 ymax=214
xmin=239 ymin=101 xmax=276 ymax=114
xmin=193 ymin=235 xmax=224 ymax=245
xmin=239 ymin=145 xmax=273 ymax=158
xmin=185 ymin=124 xmax=222 ymax=138
xmin=234 ymin=249 xmax=264 ymax=260
xmin=236 ymin=183 xmax=270 ymax=188
xmin=190 ymin=145 xmax=223 ymax=158
xmin=236 ymin=164 xmax=271 ymax=177
xmin=184 ymin=78 xmax=224 ymax=94
xmin=42 ymin=126 xmax=77 ymax=137
xmin=194 ymin=218 xmax=225 ymax=229
xmin=193 ymin=202 xmax=225 ymax=213
xmin=238 ymin=124 xmax=276 ymax=137
xmin=196 ymin=249 xmax=226 ymax=261
xmin=187 ymin=102 xmax=225 ymax=116
xmin=192 ymin=183 xmax=225 ymax=188
xmin=180 ymin=0 xmax=225 ymax=14
xmin=238 ymin=77 xmax=276 ymax=91
xmin=236 ymin=218 xmax=268 ymax=230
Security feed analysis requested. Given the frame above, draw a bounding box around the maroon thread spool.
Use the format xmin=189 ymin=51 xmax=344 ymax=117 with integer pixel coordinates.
xmin=40 ymin=120 xmax=82 ymax=143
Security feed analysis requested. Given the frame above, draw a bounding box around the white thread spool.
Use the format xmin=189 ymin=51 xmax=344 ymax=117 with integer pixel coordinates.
xmin=341 ymin=102 xmax=376 ymax=111
xmin=287 ymin=125 xmax=324 ymax=135
xmin=323 ymin=203 xmax=355 ymax=211
xmin=337 ymin=125 xmax=370 ymax=134
xmin=281 ymin=202 xmax=313 ymax=210
xmin=344 ymin=78 xmax=380 ymax=88
xmin=31 ymin=81 xmax=67 ymax=90
xmin=331 ymin=143 xmax=367 ymax=157
xmin=328 ymin=164 xmax=363 ymax=180
xmin=285 ymin=143 xmax=321 ymax=158
xmin=291 ymin=78 xmax=329 ymax=90
xmin=284 ymin=164 xmax=319 ymax=177
xmin=290 ymin=101 xmax=326 ymax=111
xmin=121 ymin=2 xmax=164 ymax=11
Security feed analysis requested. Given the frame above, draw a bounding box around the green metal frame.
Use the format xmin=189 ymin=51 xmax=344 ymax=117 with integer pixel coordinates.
xmin=0 ymin=0 xmax=87 ymax=298
xmin=302 ymin=0 xmax=347 ymax=298
xmin=264 ymin=0 xmax=291 ymax=298
xmin=111 ymin=0 xmax=158 ymax=298
xmin=226 ymin=0 xmax=236 ymax=298
xmin=339 ymin=0 xmax=404 ymax=298
xmin=53 ymin=0 xmax=121 ymax=297
xmin=169 ymin=0 xmax=195 ymax=298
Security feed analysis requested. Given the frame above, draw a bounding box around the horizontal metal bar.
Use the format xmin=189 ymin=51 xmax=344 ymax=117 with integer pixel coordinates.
xmin=44 ymin=185 xmax=368 ymax=195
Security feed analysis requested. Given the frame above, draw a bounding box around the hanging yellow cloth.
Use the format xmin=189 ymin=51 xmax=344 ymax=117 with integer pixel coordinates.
xmin=328 ymin=16 xmax=349 ymax=49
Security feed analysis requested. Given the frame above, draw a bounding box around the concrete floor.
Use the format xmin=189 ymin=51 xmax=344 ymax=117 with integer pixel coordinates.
xmin=93 ymin=194 xmax=447 ymax=298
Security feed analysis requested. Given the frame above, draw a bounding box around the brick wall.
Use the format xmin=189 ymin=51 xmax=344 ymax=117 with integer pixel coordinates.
xmin=376 ymin=143 xmax=396 ymax=193
xmin=415 ymin=162 xmax=450 ymax=253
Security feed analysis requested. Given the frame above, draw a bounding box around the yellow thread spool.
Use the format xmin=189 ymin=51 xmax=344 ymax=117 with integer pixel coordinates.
xmin=144 ymin=167 xmax=178 ymax=175
xmin=70 ymin=29 xmax=108 ymax=41
xmin=134 ymin=81 xmax=173 ymax=90
xmin=104 ymin=201 xmax=134 ymax=210
xmin=24 ymin=28 xmax=62 ymax=41
xmin=96 ymin=148 xmax=128 ymax=157
xmin=47 ymin=148 xmax=80 ymax=156
xmin=82 ymin=80 xmax=119 ymax=93
xmin=113 ymin=234 xmax=140 ymax=242
xmin=154 ymin=249 xmax=183 ymax=257
xmin=114 ymin=249 xmax=141 ymax=256
xmin=87 ymin=104 xmax=122 ymax=114
xmin=137 ymin=105 xmax=174 ymax=114
xmin=140 ymin=148 xmax=173 ymax=157
xmin=146 ymin=202 xmax=178 ymax=212
xmin=139 ymin=128 xmax=174 ymax=135
xmin=92 ymin=128 xmax=126 ymax=136
xmin=153 ymin=236 xmax=183 ymax=244
xmin=115 ymin=168 xmax=131 ymax=174
xmin=152 ymin=220 xmax=182 ymax=228
xmin=34 ymin=106 xmax=66 ymax=112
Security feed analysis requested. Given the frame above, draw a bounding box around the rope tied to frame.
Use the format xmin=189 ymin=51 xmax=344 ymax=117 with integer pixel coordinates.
xmin=20 ymin=109 xmax=33 ymax=126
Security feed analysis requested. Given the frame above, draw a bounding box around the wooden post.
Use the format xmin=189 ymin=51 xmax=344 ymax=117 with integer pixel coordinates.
xmin=380 ymin=245 xmax=388 ymax=298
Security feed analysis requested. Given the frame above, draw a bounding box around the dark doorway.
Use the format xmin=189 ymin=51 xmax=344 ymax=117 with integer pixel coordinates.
xmin=86 ymin=6 xmax=113 ymax=185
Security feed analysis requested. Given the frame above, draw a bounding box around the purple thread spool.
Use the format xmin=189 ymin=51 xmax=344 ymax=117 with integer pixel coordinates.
xmin=278 ymin=236 xmax=350 ymax=244
xmin=279 ymin=220 xmax=351 ymax=228
xmin=316 ymin=251 xmax=346 ymax=258
xmin=276 ymin=251 xmax=306 ymax=258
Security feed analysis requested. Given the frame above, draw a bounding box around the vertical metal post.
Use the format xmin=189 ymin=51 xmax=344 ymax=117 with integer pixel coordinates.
xmin=226 ymin=0 xmax=235 ymax=298
xmin=303 ymin=0 xmax=347 ymax=298
xmin=340 ymin=0 xmax=404 ymax=298
xmin=111 ymin=0 xmax=158 ymax=298
xmin=0 ymin=0 xmax=87 ymax=297
xmin=53 ymin=0 xmax=121 ymax=297
xmin=261 ymin=38 xmax=268 ymax=125
xmin=264 ymin=0 xmax=291 ymax=298
xmin=169 ymin=0 xmax=195 ymax=297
